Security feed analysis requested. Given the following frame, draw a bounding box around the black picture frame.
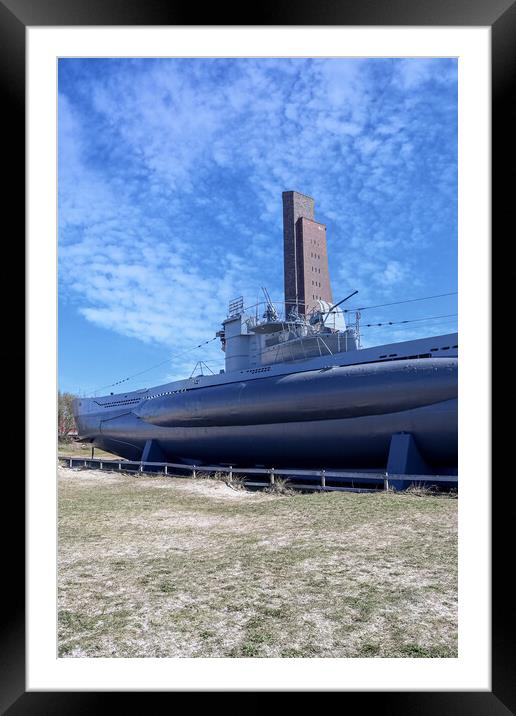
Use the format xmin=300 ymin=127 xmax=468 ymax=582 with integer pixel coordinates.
xmin=4 ymin=0 xmax=510 ymax=710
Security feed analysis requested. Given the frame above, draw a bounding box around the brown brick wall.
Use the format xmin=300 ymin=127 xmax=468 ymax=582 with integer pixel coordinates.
xmin=298 ymin=217 xmax=333 ymax=315
xmin=282 ymin=191 xmax=332 ymax=317
xmin=282 ymin=191 xmax=314 ymax=317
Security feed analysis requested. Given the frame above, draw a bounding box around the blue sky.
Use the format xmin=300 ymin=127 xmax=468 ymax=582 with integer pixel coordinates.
xmin=58 ymin=57 xmax=457 ymax=396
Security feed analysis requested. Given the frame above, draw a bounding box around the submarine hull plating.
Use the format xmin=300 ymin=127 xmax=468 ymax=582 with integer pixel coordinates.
xmin=74 ymin=358 xmax=458 ymax=471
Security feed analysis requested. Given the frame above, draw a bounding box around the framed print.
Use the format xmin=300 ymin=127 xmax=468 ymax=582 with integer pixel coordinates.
xmin=3 ymin=0 xmax=512 ymax=709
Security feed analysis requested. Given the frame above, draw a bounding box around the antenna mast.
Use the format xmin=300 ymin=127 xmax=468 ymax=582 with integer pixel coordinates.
xmin=354 ymin=311 xmax=362 ymax=349
xmin=321 ymin=290 xmax=359 ymax=325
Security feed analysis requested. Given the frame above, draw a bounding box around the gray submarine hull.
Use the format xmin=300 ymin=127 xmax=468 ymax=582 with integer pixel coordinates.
xmin=74 ymin=357 xmax=458 ymax=471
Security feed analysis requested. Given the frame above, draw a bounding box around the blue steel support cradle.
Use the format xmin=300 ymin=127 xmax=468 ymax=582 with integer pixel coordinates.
xmin=386 ymin=432 xmax=431 ymax=490
xmin=141 ymin=439 xmax=166 ymax=463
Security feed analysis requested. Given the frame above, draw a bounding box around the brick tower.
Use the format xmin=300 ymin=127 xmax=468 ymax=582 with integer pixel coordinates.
xmin=282 ymin=190 xmax=333 ymax=317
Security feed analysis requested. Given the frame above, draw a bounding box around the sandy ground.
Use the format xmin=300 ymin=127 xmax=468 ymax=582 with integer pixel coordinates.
xmin=58 ymin=466 xmax=457 ymax=658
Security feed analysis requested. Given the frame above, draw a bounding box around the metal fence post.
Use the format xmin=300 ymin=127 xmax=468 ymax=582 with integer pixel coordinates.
xmin=270 ymin=467 xmax=275 ymax=486
xmin=321 ymin=469 xmax=326 ymax=489
xmin=384 ymin=473 xmax=389 ymax=491
xmin=229 ymin=465 xmax=233 ymax=481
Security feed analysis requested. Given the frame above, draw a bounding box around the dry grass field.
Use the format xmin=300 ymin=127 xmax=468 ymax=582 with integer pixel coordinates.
xmin=58 ymin=466 xmax=457 ymax=658
xmin=58 ymin=439 xmax=116 ymax=460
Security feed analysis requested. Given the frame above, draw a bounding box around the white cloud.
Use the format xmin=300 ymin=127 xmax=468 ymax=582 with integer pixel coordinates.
xmin=378 ymin=260 xmax=409 ymax=286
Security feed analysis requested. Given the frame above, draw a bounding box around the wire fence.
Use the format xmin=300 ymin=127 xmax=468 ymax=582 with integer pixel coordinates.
xmin=59 ymin=456 xmax=457 ymax=493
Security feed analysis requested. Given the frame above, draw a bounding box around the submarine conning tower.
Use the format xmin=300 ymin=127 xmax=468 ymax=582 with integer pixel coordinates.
xmin=218 ymin=191 xmax=356 ymax=374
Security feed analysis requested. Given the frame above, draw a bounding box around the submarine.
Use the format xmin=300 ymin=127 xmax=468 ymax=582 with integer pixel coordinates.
xmin=72 ymin=191 xmax=457 ymax=474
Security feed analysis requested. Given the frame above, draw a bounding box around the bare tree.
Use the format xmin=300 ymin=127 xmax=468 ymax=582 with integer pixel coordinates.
xmin=58 ymin=391 xmax=77 ymax=437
